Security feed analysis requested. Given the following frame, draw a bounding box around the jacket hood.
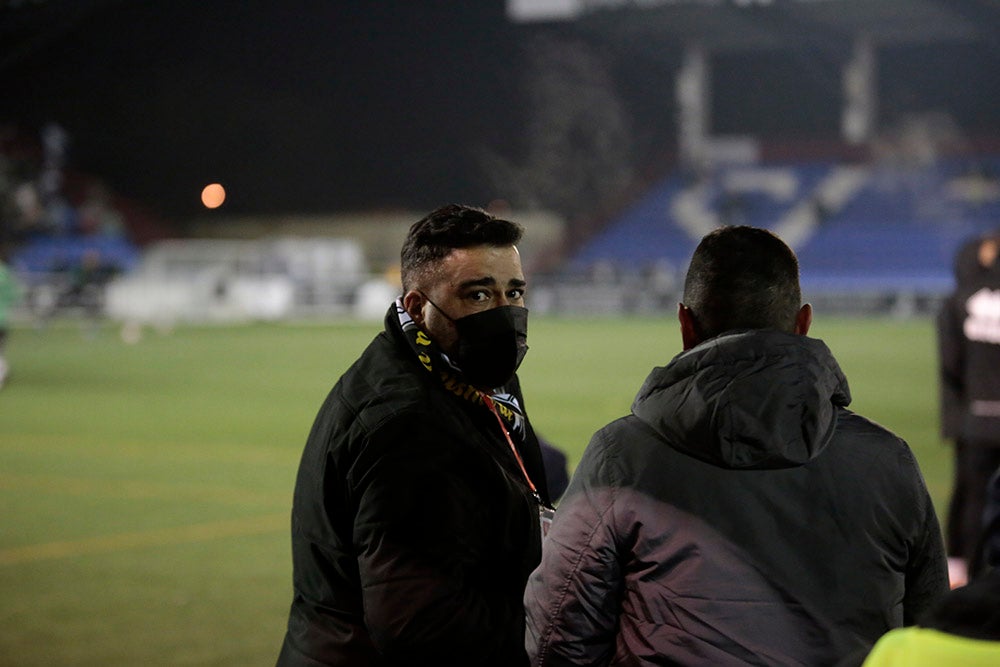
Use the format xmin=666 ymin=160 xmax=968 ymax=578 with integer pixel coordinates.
xmin=631 ymin=330 xmax=851 ymax=469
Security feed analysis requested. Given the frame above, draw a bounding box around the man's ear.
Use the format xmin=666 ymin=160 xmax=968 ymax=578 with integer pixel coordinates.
xmin=794 ymin=303 xmax=812 ymax=335
xmin=678 ymin=303 xmax=701 ymax=351
xmin=402 ymin=290 xmax=425 ymax=324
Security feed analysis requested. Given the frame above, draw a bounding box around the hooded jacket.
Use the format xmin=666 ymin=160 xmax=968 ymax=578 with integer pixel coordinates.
xmin=525 ymin=330 xmax=948 ymax=667
xmin=277 ymin=304 xmax=549 ymax=667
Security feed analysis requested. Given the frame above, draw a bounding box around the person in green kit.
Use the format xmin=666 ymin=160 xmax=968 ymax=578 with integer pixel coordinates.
xmin=0 ymin=251 xmax=22 ymax=388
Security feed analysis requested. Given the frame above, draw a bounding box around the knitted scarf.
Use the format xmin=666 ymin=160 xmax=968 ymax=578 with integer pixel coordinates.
xmin=392 ymin=298 xmax=530 ymax=443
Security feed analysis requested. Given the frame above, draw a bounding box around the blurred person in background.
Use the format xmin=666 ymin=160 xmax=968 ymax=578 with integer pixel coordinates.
xmin=276 ymin=204 xmax=553 ymax=667
xmin=525 ymin=225 xmax=948 ymax=667
xmin=861 ymin=466 xmax=1000 ymax=666
xmin=0 ymin=248 xmax=21 ymax=387
xmin=976 ymin=465 xmax=1000 ymax=577
xmin=938 ymin=229 xmax=1000 ymax=587
xmin=859 ymin=572 xmax=1000 ymax=666
xmin=539 ymin=436 xmax=570 ymax=502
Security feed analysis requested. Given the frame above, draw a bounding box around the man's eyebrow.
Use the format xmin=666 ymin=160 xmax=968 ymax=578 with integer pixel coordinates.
xmin=457 ymin=276 xmax=527 ymax=290
xmin=458 ymin=276 xmax=497 ymax=290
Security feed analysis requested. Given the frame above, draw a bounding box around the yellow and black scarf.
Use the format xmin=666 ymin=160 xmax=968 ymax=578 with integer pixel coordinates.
xmin=394 ymin=298 xmax=529 ymax=436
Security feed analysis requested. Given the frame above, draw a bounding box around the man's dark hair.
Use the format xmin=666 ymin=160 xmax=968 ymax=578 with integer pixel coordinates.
xmin=682 ymin=225 xmax=802 ymax=339
xmin=400 ymin=204 xmax=523 ymax=291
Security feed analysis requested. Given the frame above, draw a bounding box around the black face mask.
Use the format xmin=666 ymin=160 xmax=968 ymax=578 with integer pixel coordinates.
xmin=422 ymin=295 xmax=529 ymax=389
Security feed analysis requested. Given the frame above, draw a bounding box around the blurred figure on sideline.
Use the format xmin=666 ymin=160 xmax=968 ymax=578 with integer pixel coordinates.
xmin=276 ymin=205 xmax=553 ymax=666
xmin=0 ymin=250 xmax=21 ymax=387
xmin=859 ymin=573 xmax=1000 ymax=666
xmin=938 ymin=230 xmax=1000 ymax=587
xmin=539 ymin=436 xmax=570 ymax=502
xmin=976 ymin=465 xmax=1000 ymax=576
xmin=525 ymin=226 xmax=948 ymax=666
xmin=861 ymin=466 xmax=1000 ymax=666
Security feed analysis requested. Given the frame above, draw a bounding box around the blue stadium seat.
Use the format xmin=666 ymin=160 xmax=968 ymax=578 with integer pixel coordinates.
xmin=566 ymin=155 xmax=1000 ymax=296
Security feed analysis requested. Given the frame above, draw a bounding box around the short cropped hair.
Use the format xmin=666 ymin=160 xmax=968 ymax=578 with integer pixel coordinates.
xmin=400 ymin=204 xmax=524 ymax=291
xmin=682 ymin=225 xmax=802 ymax=339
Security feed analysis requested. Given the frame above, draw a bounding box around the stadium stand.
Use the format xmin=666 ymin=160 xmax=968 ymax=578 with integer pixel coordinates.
xmin=561 ymin=153 xmax=1000 ymax=314
xmin=0 ymin=128 xmax=157 ymax=321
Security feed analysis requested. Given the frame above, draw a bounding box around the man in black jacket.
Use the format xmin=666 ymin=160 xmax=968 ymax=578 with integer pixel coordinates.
xmin=938 ymin=230 xmax=1000 ymax=585
xmin=525 ymin=225 xmax=948 ymax=666
xmin=277 ymin=204 xmax=551 ymax=666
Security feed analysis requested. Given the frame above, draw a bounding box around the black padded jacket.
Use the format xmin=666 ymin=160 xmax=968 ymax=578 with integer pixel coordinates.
xmin=277 ymin=305 xmax=548 ymax=666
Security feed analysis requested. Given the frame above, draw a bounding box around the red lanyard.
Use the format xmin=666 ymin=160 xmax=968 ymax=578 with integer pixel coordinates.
xmin=481 ymin=393 xmax=539 ymax=500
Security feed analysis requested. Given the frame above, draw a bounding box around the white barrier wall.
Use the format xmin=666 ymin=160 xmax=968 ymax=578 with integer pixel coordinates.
xmin=104 ymin=237 xmax=367 ymax=324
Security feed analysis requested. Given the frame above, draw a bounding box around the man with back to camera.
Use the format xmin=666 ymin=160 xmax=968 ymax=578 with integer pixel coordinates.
xmin=524 ymin=225 xmax=948 ymax=666
xmin=276 ymin=204 xmax=552 ymax=666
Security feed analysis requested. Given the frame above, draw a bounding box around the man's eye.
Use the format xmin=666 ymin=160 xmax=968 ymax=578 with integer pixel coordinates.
xmin=508 ymin=289 xmax=525 ymax=300
xmin=469 ymin=290 xmax=490 ymax=302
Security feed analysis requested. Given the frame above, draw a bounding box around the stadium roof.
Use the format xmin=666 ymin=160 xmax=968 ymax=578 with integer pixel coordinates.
xmin=510 ymin=0 xmax=1000 ymax=51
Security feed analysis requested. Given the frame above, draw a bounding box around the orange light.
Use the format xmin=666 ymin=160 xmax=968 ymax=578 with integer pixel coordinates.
xmin=201 ymin=183 xmax=226 ymax=209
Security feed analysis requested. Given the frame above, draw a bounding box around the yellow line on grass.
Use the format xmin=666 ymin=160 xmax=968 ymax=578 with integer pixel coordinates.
xmin=0 ymin=471 xmax=289 ymax=507
xmin=0 ymin=513 xmax=287 ymax=566
xmin=0 ymin=433 xmax=297 ymax=468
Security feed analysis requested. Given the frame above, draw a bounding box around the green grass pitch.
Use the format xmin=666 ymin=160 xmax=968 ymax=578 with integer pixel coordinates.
xmin=0 ymin=315 xmax=953 ymax=665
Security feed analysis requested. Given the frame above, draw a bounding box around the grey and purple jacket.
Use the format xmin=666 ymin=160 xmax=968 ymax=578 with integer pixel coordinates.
xmin=525 ymin=329 xmax=948 ymax=667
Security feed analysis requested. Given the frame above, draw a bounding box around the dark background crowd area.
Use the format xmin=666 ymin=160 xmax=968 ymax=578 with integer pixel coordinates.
xmin=2 ymin=0 xmax=1000 ymax=319
xmin=3 ymin=1 xmax=1000 ymax=218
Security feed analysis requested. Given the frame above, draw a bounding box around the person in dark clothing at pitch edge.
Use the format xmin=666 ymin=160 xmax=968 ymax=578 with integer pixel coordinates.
xmin=524 ymin=225 xmax=948 ymax=666
xmin=938 ymin=230 xmax=1000 ymax=586
xmin=276 ymin=204 xmax=552 ymax=666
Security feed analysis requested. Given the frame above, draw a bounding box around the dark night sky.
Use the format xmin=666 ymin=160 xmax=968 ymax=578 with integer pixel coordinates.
xmin=2 ymin=0 xmax=527 ymax=219
xmin=3 ymin=0 xmax=1000 ymax=225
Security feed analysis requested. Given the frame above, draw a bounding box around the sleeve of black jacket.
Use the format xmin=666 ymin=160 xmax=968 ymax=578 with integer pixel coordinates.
xmin=902 ymin=449 xmax=951 ymax=625
xmin=937 ymin=294 xmax=966 ymax=440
